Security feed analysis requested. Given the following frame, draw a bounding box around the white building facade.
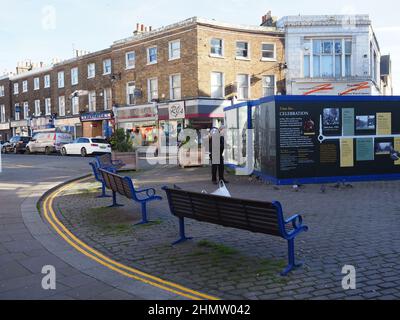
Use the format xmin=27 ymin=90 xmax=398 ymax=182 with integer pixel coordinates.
xmin=277 ymin=15 xmax=383 ymax=96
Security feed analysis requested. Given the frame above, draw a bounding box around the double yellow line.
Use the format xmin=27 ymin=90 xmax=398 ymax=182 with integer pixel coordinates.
xmin=42 ymin=177 xmax=219 ymax=300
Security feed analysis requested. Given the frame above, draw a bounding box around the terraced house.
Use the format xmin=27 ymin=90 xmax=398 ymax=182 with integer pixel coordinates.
xmin=1 ymin=15 xmax=285 ymax=140
xmin=0 ymin=75 xmax=12 ymax=142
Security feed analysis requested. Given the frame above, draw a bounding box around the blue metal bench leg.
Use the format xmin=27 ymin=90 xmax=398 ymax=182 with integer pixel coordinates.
xmin=135 ymin=202 xmax=150 ymax=225
xmin=172 ymin=217 xmax=193 ymax=245
xmin=108 ymin=191 xmax=124 ymax=208
xmin=97 ymin=182 xmax=111 ymax=198
xmin=281 ymin=239 xmax=303 ymax=276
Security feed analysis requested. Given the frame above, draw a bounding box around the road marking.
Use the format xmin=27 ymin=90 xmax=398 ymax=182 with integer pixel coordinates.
xmin=42 ymin=177 xmax=219 ymax=301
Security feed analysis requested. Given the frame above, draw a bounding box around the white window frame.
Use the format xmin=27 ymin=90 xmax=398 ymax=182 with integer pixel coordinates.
xmin=169 ymin=40 xmax=181 ymax=61
xmin=262 ymin=75 xmax=276 ymax=97
xmin=236 ymin=41 xmax=250 ymax=60
xmin=45 ymin=98 xmax=51 ymax=115
xmin=147 ymin=46 xmax=158 ymax=65
xmin=103 ymin=59 xmax=112 ymax=75
xmin=0 ymin=104 xmax=5 ymax=123
xmin=103 ymin=88 xmax=112 ymax=110
xmin=71 ymin=67 xmax=79 ymax=85
xmin=169 ymin=74 xmax=181 ymax=100
xmin=125 ymin=51 xmax=136 ymax=69
xmin=0 ymin=85 xmax=4 ymax=97
xmin=34 ymin=77 xmax=40 ymax=90
xmin=87 ymin=63 xmax=96 ymax=79
xmin=15 ymin=104 xmax=20 ymax=121
xmin=261 ymin=43 xmax=277 ymax=61
xmin=58 ymin=96 xmax=65 ymax=117
xmin=14 ymin=83 xmax=19 ymax=95
xmin=44 ymin=74 xmax=51 ymax=88
xmin=23 ymin=102 xmax=29 ymax=119
xmin=58 ymin=71 xmax=65 ymax=88
xmin=147 ymin=78 xmax=158 ymax=102
xmin=72 ymin=96 xmax=79 ymax=115
xmin=211 ymin=72 xmax=224 ymax=99
xmin=22 ymin=81 xmax=28 ymax=93
xmin=237 ymin=74 xmax=250 ymax=100
xmin=210 ymin=38 xmax=224 ymax=58
xmin=88 ymin=90 xmax=96 ymax=112
xmin=34 ymin=100 xmax=41 ymax=116
xmin=126 ymin=82 xmax=136 ymax=105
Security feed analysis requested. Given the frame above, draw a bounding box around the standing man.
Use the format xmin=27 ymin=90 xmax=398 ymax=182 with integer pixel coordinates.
xmin=210 ymin=125 xmax=229 ymax=185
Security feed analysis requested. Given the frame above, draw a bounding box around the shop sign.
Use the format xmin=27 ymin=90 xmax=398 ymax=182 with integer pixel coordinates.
xmin=168 ymin=101 xmax=185 ymax=120
xmin=31 ymin=117 xmax=53 ymax=130
xmin=0 ymin=123 xmax=10 ymax=130
xmin=54 ymin=117 xmax=81 ymax=126
xmin=116 ymin=105 xmax=157 ymax=121
xmin=11 ymin=120 xmax=28 ymax=128
xmin=80 ymin=111 xmax=113 ymax=122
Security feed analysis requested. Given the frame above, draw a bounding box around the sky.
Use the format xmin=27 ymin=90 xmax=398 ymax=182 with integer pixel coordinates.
xmin=0 ymin=0 xmax=398 ymax=93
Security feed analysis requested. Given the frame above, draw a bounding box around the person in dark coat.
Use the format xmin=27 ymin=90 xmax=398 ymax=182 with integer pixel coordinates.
xmin=209 ymin=126 xmax=229 ymax=185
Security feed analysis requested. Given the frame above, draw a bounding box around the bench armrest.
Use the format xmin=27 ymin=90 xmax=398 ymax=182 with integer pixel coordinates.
xmin=112 ymin=160 xmax=125 ymax=166
xmin=285 ymin=214 xmax=304 ymax=229
xmin=136 ymin=187 xmax=156 ymax=198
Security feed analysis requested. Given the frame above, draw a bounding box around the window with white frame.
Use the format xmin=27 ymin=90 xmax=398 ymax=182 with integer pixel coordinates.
xmin=44 ymin=74 xmax=50 ymax=88
xmin=237 ymin=74 xmax=250 ymax=100
xmin=23 ymin=102 xmax=29 ymax=119
xmin=58 ymin=96 xmax=65 ymax=117
xmin=147 ymin=78 xmax=158 ymax=102
xmin=147 ymin=47 xmax=158 ymax=64
xmin=210 ymin=38 xmax=224 ymax=57
xmin=72 ymin=96 xmax=79 ymax=114
xmin=169 ymin=40 xmax=181 ymax=60
xmin=0 ymin=85 xmax=4 ymax=97
xmin=15 ymin=104 xmax=20 ymax=120
xmin=87 ymin=63 xmax=96 ymax=79
xmin=88 ymin=91 xmax=96 ymax=112
xmin=262 ymin=75 xmax=275 ymax=97
xmin=0 ymin=105 xmax=5 ymax=123
xmin=58 ymin=71 xmax=64 ymax=88
xmin=45 ymin=98 xmax=51 ymax=115
xmin=236 ymin=41 xmax=249 ymax=59
xmin=125 ymin=52 xmax=136 ymax=69
xmin=261 ymin=43 xmax=276 ymax=60
xmin=304 ymin=39 xmax=352 ymax=78
xmin=170 ymin=74 xmax=181 ymax=100
xmin=126 ymin=82 xmax=136 ymax=105
xmin=103 ymin=59 xmax=112 ymax=75
xmin=34 ymin=77 xmax=40 ymax=90
xmin=211 ymin=72 xmax=224 ymax=98
xmin=104 ymin=88 xmax=112 ymax=110
xmin=22 ymin=80 xmax=28 ymax=92
xmin=71 ymin=67 xmax=79 ymax=85
xmin=34 ymin=100 xmax=41 ymax=116
xmin=14 ymin=83 xmax=19 ymax=95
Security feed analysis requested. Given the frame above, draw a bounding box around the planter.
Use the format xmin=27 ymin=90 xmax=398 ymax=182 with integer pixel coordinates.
xmin=112 ymin=151 xmax=139 ymax=171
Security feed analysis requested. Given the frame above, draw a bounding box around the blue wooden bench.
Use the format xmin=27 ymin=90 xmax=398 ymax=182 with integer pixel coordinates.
xmin=89 ymin=162 xmax=115 ymax=198
xmin=163 ymin=187 xmax=309 ymax=276
xmin=99 ymin=169 xmax=162 ymax=225
xmin=96 ymin=154 xmax=125 ymax=172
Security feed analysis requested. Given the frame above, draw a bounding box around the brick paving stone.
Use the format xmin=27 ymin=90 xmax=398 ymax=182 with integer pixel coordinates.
xmin=53 ymin=165 xmax=400 ymax=300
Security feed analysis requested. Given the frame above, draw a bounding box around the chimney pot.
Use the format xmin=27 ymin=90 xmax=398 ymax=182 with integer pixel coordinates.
xmin=136 ymin=23 xmax=140 ymax=31
xmin=149 ymin=26 xmax=152 ymax=31
xmin=141 ymin=24 xmax=144 ymax=31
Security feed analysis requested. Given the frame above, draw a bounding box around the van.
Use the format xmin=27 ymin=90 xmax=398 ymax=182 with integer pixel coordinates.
xmin=26 ymin=132 xmax=73 ymax=155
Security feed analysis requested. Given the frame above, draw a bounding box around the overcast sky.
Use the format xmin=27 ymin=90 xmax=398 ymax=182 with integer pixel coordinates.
xmin=0 ymin=0 xmax=398 ymax=93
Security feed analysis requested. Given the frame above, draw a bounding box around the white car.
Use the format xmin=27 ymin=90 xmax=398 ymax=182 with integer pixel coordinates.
xmin=61 ymin=137 xmax=111 ymax=157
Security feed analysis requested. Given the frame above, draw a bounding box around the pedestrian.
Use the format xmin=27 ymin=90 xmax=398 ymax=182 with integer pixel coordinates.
xmin=209 ymin=125 xmax=229 ymax=185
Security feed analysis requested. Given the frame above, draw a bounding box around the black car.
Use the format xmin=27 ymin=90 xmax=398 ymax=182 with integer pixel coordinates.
xmin=2 ymin=136 xmax=32 ymax=154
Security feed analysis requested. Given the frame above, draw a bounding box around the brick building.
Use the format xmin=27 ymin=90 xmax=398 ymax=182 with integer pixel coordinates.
xmin=0 ymin=75 xmax=12 ymax=142
xmin=3 ymin=16 xmax=285 ymax=141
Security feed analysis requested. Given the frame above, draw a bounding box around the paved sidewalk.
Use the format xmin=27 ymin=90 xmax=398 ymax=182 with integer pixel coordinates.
xmin=54 ymin=165 xmax=400 ymax=300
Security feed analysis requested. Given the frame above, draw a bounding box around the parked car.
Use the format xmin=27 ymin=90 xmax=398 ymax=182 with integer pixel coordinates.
xmin=26 ymin=132 xmax=73 ymax=155
xmin=2 ymin=136 xmax=32 ymax=154
xmin=1 ymin=141 xmax=11 ymax=153
xmin=61 ymin=137 xmax=111 ymax=157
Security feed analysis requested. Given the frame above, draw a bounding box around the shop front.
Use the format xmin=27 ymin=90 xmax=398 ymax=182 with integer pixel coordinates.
xmin=54 ymin=117 xmax=82 ymax=139
xmin=31 ymin=116 xmax=54 ymax=134
xmin=0 ymin=122 xmax=11 ymax=142
xmin=80 ymin=111 xmax=113 ymax=138
xmin=115 ymin=104 xmax=158 ymax=148
xmin=11 ymin=120 xmax=30 ymax=137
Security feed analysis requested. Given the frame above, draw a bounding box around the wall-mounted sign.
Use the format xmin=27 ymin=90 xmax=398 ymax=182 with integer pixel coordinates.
xmin=0 ymin=123 xmax=10 ymax=130
xmin=80 ymin=111 xmax=113 ymax=122
xmin=11 ymin=120 xmax=28 ymax=128
xmin=168 ymin=101 xmax=185 ymax=120
xmin=292 ymin=81 xmax=372 ymax=96
xmin=54 ymin=117 xmax=81 ymax=126
xmin=116 ymin=105 xmax=157 ymax=122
